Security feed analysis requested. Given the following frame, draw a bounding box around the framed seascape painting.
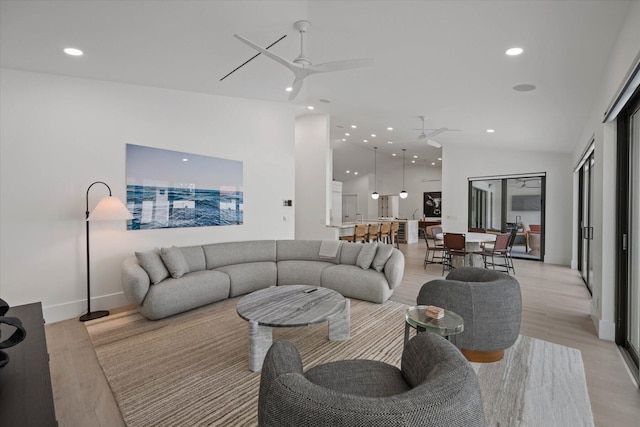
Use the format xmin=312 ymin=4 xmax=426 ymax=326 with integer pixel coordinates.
xmin=126 ymin=144 xmax=243 ymax=230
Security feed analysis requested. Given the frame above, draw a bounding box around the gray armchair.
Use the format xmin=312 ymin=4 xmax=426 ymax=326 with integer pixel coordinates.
xmin=417 ymin=266 xmax=521 ymax=362
xmin=258 ymin=333 xmax=485 ymax=427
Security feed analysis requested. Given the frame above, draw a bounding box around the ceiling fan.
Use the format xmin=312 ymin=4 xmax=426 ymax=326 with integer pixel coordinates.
xmin=233 ymin=20 xmax=374 ymax=101
xmin=394 ymin=116 xmax=460 ymax=148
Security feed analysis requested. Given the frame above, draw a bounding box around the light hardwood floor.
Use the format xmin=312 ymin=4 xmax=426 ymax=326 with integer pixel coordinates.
xmin=45 ymin=241 xmax=640 ymax=426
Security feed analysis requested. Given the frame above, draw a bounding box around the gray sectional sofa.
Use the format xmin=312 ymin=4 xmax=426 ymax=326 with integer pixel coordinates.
xmin=122 ymin=240 xmax=405 ymax=320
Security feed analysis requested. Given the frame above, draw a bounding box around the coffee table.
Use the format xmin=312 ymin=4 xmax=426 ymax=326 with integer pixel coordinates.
xmin=236 ymin=285 xmax=350 ymax=371
xmin=404 ymin=305 xmax=464 ymax=347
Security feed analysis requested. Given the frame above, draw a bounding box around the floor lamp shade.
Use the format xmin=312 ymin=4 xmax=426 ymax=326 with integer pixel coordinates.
xmin=81 ymin=182 xmax=132 ymax=322
xmin=88 ymin=196 xmax=134 ymax=221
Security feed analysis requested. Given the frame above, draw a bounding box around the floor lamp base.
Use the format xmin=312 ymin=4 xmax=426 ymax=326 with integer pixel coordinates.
xmin=79 ymin=310 xmax=110 ymax=322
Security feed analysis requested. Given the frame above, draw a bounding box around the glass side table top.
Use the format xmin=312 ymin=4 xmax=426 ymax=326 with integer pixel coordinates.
xmin=405 ymin=305 xmax=464 ymax=337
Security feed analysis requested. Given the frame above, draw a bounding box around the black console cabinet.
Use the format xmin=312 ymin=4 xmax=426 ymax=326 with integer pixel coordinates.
xmin=0 ymin=302 xmax=57 ymax=426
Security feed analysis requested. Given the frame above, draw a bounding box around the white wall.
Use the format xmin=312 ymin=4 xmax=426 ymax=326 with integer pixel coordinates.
xmin=294 ymin=114 xmax=335 ymax=239
xmin=0 ymin=69 xmax=295 ymax=322
xmin=571 ymin=0 xmax=640 ymax=340
xmin=441 ymin=145 xmax=573 ymax=265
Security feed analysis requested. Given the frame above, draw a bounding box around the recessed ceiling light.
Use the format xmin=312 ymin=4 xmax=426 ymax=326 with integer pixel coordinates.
xmin=285 ymin=87 xmax=293 ymax=92
xmin=413 ymin=155 xmax=418 ymax=159
xmin=182 ymin=158 xmax=189 ymax=162
xmin=506 ymin=47 xmax=523 ymax=56
xmin=371 ymin=134 xmax=376 ymax=137
xmin=387 ymin=141 xmax=393 ymax=144
xmin=354 ymin=172 xmax=359 ymax=175
xmin=307 ymin=105 xmax=314 ymax=110
xmin=387 ymin=127 xmax=393 ymax=131
xmin=346 ymin=170 xmax=350 ymax=173
xmin=437 ymin=157 xmax=442 ymax=161
xmin=363 ymin=139 xmax=368 ymax=143
xmin=63 ymin=47 xmax=83 ymax=56
xmin=487 ymin=129 xmax=495 ymax=133
xmin=351 ymin=125 xmax=357 ymax=128
xmin=431 ymin=162 xmax=436 ymax=165
xmin=345 ymin=133 xmax=350 ymax=136
xmin=411 ymin=160 xmax=415 ymax=163
xmin=342 ymin=138 xmax=346 ymax=142
xmin=392 ymin=153 xmax=396 ymax=156
xmin=513 ymin=84 xmax=537 ymax=92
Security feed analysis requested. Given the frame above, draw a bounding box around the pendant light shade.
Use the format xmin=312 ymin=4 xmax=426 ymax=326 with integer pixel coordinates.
xmin=371 ymin=147 xmax=379 ymax=200
xmin=399 ymin=149 xmax=408 ymax=199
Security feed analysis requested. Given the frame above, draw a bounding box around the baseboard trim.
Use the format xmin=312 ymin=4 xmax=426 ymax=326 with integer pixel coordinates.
xmin=43 ymin=292 xmax=129 ymax=324
xmin=590 ymin=303 xmax=615 ymax=341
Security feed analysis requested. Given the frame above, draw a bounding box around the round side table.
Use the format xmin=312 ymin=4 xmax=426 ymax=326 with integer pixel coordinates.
xmin=404 ymin=305 xmax=464 ymax=347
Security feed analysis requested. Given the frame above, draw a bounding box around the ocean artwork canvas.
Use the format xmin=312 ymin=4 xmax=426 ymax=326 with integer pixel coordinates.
xmin=126 ymin=144 xmax=243 ymax=230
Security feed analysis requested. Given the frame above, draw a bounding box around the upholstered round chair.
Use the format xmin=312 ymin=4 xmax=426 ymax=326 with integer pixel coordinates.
xmin=417 ymin=266 xmax=522 ymax=362
xmin=258 ymin=333 xmax=485 ymax=427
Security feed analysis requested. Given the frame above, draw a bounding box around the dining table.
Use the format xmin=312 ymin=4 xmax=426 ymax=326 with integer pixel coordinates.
xmin=436 ymin=232 xmax=497 ymax=267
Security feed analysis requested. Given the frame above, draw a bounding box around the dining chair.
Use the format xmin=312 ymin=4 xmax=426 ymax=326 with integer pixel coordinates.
xmin=430 ymin=226 xmax=444 ymax=248
xmin=480 ymin=233 xmax=512 ymax=273
xmin=367 ymin=223 xmax=380 ymax=242
xmin=390 ymin=222 xmax=400 ymax=248
xmin=442 ymin=232 xmax=466 ymax=275
xmin=422 ymin=228 xmax=444 ymax=268
xmin=379 ymin=222 xmax=391 ymax=244
xmin=506 ymin=230 xmax=517 ymax=274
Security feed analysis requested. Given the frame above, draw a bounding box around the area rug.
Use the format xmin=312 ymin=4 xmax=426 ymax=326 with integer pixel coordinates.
xmin=86 ymin=298 xmax=594 ymax=427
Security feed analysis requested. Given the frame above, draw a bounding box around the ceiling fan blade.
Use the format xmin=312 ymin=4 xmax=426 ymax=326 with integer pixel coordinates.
xmin=288 ymin=77 xmax=305 ymax=100
xmin=426 ymin=127 xmax=448 ymax=138
xmin=310 ymin=58 xmax=374 ymax=73
xmin=234 ymin=34 xmax=297 ymax=72
xmin=426 ymin=139 xmax=442 ymax=148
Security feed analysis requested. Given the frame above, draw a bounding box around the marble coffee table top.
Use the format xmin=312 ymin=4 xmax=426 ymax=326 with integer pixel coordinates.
xmin=236 ymin=285 xmax=346 ymax=328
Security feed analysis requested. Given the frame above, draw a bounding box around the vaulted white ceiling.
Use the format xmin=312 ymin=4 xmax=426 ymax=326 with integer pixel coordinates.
xmin=0 ymin=0 xmax=631 ymax=181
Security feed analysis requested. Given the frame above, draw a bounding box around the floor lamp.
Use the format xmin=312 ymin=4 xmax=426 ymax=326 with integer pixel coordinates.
xmin=80 ymin=181 xmax=133 ymax=322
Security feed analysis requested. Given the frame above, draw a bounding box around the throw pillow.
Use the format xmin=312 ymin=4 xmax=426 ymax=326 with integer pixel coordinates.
xmin=135 ymin=249 xmax=169 ymax=284
xmin=371 ymin=244 xmax=394 ymax=272
xmin=356 ymin=242 xmax=378 ymax=270
xmin=160 ymin=246 xmax=191 ymax=279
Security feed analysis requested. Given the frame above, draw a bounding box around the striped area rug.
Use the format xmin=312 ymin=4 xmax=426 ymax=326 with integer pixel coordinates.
xmin=86 ymin=297 xmax=593 ymax=426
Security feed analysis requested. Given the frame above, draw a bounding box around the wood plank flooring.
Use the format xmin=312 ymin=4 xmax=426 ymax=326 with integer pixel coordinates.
xmin=45 ymin=241 xmax=640 ymax=426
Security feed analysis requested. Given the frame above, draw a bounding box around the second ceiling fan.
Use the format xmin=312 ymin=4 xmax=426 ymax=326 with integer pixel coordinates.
xmin=234 ymin=20 xmax=374 ymax=101
xmin=394 ymin=116 xmax=460 ymax=148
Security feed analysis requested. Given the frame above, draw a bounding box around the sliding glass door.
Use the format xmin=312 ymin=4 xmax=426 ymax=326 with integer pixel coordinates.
xmin=616 ymin=86 xmax=640 ymax=381
xmin=469 ymin=175 xmax=545 ymax=261
xmin=578 ymin=151 xmax=595 ymax=292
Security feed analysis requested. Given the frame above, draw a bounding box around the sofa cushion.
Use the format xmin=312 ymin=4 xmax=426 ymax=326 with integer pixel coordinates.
xmin=135 ymin=249 xmax=169 ymax=284
xmin=371 ymin=244 xmax=394 ymax=272
xmin=277 ymin=240 xmax=339 ymax=263
xmin=179 ymin=245 xmax=206 ymax=272
xmin=215 ymin=262 xmax=277 ymax=297
xmin=140 ymin=270 xmax=231 ymax=320
xmin=161 ymin=246 xmax=191 ymax=278
xmin=203 ymin=241 xmax=276 ymax=270
xmin=338 ymin=242 xmax=364 ymax=266
xmin=277 ymin=260 xmax=335 ymax=286
xmin=321 ymin=264 xmax=392 ymax=303
xmin=356 ymin=243 xmax=378 ymax=270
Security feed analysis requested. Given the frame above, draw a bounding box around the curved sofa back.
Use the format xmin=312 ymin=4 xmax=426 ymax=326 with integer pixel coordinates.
xmin=203 ymin=240 xmax=276 ymax=269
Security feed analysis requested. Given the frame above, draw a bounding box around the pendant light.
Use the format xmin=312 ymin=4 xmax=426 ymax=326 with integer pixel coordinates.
xmin=399 ymin=149 xmax=408 ymax=199
xmin=371 ymin=147 xmax=379 ymax=200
